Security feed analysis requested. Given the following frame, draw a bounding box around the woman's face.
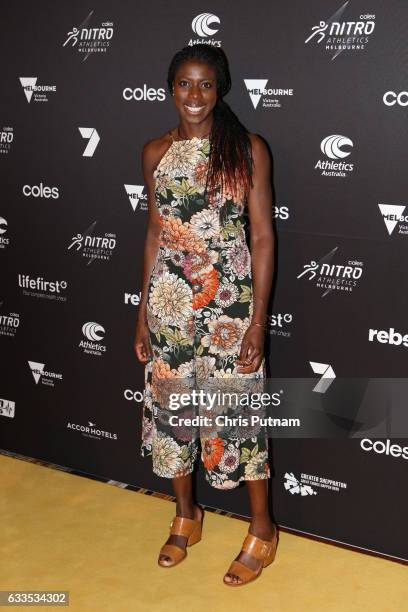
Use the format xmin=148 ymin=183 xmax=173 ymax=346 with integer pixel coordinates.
xmin=172 ymin=60 xmax=217 ymax=126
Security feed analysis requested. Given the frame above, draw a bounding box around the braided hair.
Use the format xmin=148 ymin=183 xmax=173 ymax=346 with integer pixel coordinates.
xmin=167 ymin=44 xmax=253 ymax=201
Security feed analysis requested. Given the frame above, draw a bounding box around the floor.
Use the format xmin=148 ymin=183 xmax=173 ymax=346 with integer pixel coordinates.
xmin=1 ymin=452 xmax=407 ymax=611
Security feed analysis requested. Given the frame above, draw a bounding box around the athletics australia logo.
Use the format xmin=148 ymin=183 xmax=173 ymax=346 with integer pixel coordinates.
xmin=304 ymin=2 xmax=376 ymax=60
xmin=188 ymin=13 xmax=221 ymax=47
xmin=124 ymin=185 xmax=148 ymax=211
xmin=315 ymin=135 xmax=354 ymax=177
xmin=297 ymin=247 xmax=364 ymax=297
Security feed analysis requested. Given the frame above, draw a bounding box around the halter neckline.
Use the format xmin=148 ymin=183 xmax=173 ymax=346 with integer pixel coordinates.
xmin=169 ymin=129 xmax=210 ymax=143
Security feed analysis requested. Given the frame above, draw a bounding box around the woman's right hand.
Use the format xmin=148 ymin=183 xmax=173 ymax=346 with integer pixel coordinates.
xmin=134 ymin=316 xmax=152 ymax=363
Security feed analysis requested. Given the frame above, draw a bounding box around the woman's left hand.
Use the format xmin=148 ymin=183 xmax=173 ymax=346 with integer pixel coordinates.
xmin=235 ymin=324 xmax=265 ymax=374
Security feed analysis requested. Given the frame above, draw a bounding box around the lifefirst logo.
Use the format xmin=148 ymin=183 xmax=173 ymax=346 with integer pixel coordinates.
xmin=360 ymin=439 xmax=408 ymax=460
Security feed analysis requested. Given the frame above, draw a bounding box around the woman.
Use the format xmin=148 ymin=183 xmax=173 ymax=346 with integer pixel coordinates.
xmin=134 ymin=44 xmax=277 ymax=587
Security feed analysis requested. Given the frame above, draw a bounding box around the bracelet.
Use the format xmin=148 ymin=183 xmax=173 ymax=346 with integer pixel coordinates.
xmin=250 ymin=321 xmax=267 ymax=329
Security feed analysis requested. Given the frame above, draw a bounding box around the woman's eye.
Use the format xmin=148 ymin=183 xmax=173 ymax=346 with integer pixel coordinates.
xmin=202 ymin=82 xmax=212 ymax=88
xmin=179 ymin=81 xmax=189 ymax=87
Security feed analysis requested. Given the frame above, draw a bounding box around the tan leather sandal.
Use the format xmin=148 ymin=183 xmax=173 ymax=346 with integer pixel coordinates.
xmin=223 ymin=527 xmax=278 ymax=586
xmin=158 ymin=506 xmax=204 ymax=568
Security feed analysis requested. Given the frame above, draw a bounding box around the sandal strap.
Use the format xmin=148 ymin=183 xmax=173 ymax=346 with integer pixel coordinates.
xmin=159 ymin=543 xmax=186 ymax=564
xmin=227 ymin=559 xmax=257 ymax=582
xmin=241 ymin=533 xmax=276 ymax=560
xmin=169 ymin=515 xmax=200 ymax=538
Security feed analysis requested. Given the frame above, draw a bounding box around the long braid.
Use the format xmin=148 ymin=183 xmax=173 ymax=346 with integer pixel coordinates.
xmin=167 ymin=45 xmax=253 ymax=200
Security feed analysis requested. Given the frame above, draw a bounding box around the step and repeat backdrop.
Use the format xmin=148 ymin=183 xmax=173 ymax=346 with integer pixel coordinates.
xmin=1 ymin=1 xmax=407 ymax=561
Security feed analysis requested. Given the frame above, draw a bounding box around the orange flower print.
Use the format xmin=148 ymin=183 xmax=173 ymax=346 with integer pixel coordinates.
xmin=160 ymin=216 xmax=207 ymax=254
xmin=202 ymin=437 xmax=224 ymax=470
xmin=192 ymin=268 xmax=219 ymax=309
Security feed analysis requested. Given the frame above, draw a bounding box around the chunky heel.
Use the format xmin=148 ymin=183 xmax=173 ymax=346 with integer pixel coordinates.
xmin=158 ymin=505 xmax=204 ymax=568
xmin=223 ymin=526 xmax=279 ymax=586
xmin=187 ymin=522 xmax=202 ymax=546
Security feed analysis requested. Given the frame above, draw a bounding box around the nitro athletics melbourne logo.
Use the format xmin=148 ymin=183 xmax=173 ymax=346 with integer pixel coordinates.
xmin=67 ymin=221 xmax=117 ymax=263
xmin=305 ymin=2 xmax=376 ymax=60
xmin=0 ymin=127 xmax=14 ymax=154
xmin=0 ymin=308 xmax=20 ymax=338
xmin=62 ymin=10 xmax=114 ymax=59
xmin=297 ymin=247 xmax=364 ymax=297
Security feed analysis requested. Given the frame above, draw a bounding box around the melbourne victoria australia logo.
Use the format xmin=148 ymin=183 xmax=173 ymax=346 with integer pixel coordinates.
xmin=316 ymin=135 xmax=354 ymax=177
xmin=62 ymin=10 xmax=114 ymax=58
xmin=124 ymin=185 xmax=148 ymax=211
xmin=244 ymin=79 xmax=294 ymax=110
xmin=284 ymin=471 xmax=347 ymax=496
xmin=189 ymin=13 xmax=221 ymax=46
xmin=28 ymin=361 xmax=63 ymax=387
xmin=68 ymin=222 xmax=117 ymax=263
xmin=378 ymin=204 xmax=408 ymax=237
xmin=0 ymin=127 xmax=14 ymax=154
xmin=297 ymin=247 xmax=364 ymax=297
xmin=66 ymin=420 xmax=118 ymax=441
xmin=19 ymin=78 xmax=56 ymax=103
xmin=18 ymin=274 xmax=68 ymax=302
xmin=305 ymin=5 xmax=376 ymax=59
xmin=79 ymin=321 xmax=107 ymax=356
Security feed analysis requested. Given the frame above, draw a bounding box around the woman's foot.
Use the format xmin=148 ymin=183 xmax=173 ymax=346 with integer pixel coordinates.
xmin=223 ymin=518 xmax=277 ymax=585
xmin=159 ymin=504 xmax=202 ymax=565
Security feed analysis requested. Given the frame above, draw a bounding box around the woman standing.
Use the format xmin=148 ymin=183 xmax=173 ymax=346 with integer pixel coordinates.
xmin=134 ymin=44 xmax=277 ymax=587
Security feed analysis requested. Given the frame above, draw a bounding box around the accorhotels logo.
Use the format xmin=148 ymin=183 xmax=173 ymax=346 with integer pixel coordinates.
xmin=368 ymin=327 xmax=408 ymax=348
xmin=360 ymin=439 xmax=408 ymax=460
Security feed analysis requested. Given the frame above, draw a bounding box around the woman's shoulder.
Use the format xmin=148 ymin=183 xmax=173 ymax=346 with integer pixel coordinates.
xmin=142 ymin=129 xmax=174 ymax=172
xmin=247 ymin=132 xmax=268 ymax=152
xmin=247 ymin=132 xmax=270 ymax=164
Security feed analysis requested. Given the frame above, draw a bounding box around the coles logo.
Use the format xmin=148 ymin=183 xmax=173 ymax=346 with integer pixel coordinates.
xmin=123 ymin=85 xmax=166 ymax=102
xmin=23 ymin=183 xmax=59 ymax=199
xmin=360 ymin=438 xmax=408 ymax=460
xmin=383 ymin=91 xmax=408 ymax=106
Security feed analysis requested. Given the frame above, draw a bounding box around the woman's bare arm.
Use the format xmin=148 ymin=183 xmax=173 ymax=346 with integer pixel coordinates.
xmin=134 ymin=140 xmax=163 ymax=362
xmin=235 ymin=133 xmax=274 ymax=373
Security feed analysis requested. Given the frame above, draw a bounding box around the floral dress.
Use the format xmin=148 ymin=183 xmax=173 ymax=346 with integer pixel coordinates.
xmin=140 ymin=131 xmax=270 ymax=490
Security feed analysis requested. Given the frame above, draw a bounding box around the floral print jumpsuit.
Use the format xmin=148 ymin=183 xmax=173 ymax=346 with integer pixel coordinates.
xmin=140 ymin=131 xmax=270 ymax=490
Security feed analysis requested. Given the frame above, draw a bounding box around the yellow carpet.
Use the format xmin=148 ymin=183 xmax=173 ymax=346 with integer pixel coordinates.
xmin=1 ymin=454 xmax=406 ymax=612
